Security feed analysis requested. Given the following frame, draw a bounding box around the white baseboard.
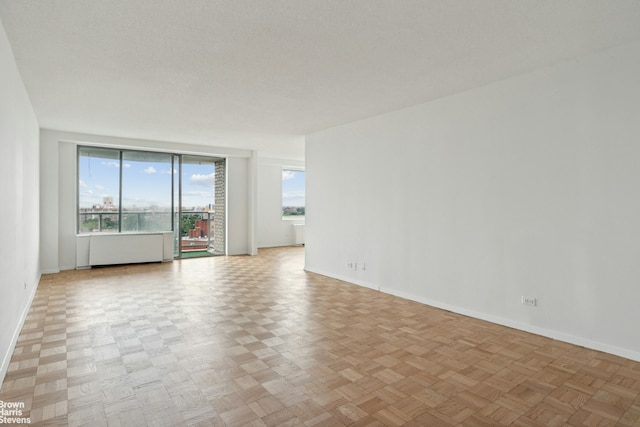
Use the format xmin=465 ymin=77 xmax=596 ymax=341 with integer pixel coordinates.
xmin=0 ymin=273 xmax=41 ymax=386
xmin=257 ymin=242 xmax=299 ymax=249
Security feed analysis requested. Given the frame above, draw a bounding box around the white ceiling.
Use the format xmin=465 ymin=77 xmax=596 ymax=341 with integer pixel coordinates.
xmin=2 ymin=1 xmax=640 ymax=160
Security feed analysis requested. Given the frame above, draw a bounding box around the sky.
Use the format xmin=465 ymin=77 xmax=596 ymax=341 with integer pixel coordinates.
xmin=79 ymin=153 xmax=216 ymax=210
xmin=79 ymin=152 xmax=306 ymax=211
xmin=282 ymin=169 xmax=305 ymax=207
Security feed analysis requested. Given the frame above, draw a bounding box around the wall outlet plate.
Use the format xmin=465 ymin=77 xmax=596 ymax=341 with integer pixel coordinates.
xmin=521 ymin=296 xmax=537 ymax=306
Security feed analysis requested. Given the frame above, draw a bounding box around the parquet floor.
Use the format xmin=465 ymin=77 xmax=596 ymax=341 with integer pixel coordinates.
xmin=2 ymin=247 xmax=640 ymax=426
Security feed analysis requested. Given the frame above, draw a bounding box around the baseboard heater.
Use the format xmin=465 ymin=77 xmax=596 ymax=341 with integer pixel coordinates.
xmin=88 ymin=233 xmax=165 ymax=266
xmin=293 ymin=223 xmax=305 ymax=245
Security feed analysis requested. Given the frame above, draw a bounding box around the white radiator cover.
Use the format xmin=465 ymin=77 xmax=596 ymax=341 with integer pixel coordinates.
xmin=77 ymin=232 xmax=173 ymax=267
xmin=293 ymin=224 xmax=305 ymax=245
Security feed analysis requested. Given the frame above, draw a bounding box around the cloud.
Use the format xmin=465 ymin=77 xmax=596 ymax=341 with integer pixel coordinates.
xmin=79 ymin=180 xmax=88 ymax=188
xmin=283 ymin=190 xmax=304 ymax=199
xmin=182 ymin=190 xmax=213 ymax=198
xmin=190 ymin=173 xmax=215 ymax=187
xmin=282 ymin=170 xmax=297 ymax=181
xmin=144 ymin=166 xmax=157 ymax=174
xmin=161 ymin=168 xmax=177 ymax=175
xmin=95 ymin=185 xmax=105 ymax=190
xmin=283 ymin=190 xmax=305 ymax=206
xmin=102 ymin=161 xmax=130 ymax=168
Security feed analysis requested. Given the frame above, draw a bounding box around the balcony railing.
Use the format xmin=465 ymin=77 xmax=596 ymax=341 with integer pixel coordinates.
xmin=79 ymin=210 xmax=217 ymax=256
xmin=79 ymin=211 xmax=170 ymax=233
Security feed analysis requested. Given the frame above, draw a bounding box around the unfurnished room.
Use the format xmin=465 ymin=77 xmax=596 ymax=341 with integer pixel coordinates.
xmin=1 ymin=1 xmax=640 ymax=426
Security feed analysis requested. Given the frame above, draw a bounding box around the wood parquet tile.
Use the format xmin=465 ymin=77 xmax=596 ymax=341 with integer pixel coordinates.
xmin=2 ymin=246 xmax=640 ymax=426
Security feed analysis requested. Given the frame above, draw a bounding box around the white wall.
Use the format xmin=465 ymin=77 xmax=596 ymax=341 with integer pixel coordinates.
xmin=39 ymin=129 xmax=255 ymax=270
xmin=227 ymin=156 xmax=250 ymax=255
xmin=257 ymin=157 xmax=305 ymax=248
xmin=0 ymin=20 xmax=40 ymax=383
xmin=306 ymin=40 xmax=640 ymax=361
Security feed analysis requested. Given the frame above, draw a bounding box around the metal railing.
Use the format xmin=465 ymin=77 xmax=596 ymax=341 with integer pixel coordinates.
xmin=78 ymin=210 xmax=213 ymax=234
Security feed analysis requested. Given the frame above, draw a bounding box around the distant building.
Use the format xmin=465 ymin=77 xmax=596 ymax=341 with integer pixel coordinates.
xmin=92 ymin=196 xmax=116 ymax=211
xmin=183 ymin=218 xmax=215 ymax=251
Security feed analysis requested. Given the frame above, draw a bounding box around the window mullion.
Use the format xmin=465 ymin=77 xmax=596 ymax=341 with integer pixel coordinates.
xmin=118 ymin=150 xmax=123 ymax=233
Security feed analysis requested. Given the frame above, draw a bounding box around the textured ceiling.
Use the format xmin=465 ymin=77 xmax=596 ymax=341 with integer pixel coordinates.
xmin=2 ymin=0 xmax=640 ymax=159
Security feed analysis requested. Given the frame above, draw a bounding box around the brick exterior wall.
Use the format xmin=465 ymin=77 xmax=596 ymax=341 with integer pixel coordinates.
xmin=212 ymin=159 xmax=226 ymax=255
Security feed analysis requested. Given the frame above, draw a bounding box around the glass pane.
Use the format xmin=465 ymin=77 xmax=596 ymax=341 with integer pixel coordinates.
xmin=121 ymin=151 xmax=173 ymax=232
xmin=181 ymin=156 xmax=216 ymax=257
xmin=78 ymin=147 xmax=121 ymax=233
xmin=282 ymin=169 xmax=305 ymax=216
xmin=173 ymin=154 xmax=180 ymax=258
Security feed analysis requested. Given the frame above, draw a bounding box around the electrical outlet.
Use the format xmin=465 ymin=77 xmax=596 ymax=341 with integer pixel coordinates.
xmin=521 ymin=296 xmax=537 ymax=306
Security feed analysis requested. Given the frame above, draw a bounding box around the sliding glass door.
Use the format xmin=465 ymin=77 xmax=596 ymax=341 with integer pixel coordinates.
xmin=178 ymin=156 xmax=217 ymax=258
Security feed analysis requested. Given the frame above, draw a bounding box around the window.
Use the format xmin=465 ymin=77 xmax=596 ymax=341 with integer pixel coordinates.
xmin=121 ymin=151 xmax=173 ymax=232
xmin=282 ymin=169 xmax=305 ymax=217
xmin=78 ymin=147 xmax=123 ymax=233
xmin=78 ymin=146 xmax=227 ymax=258
xmin=78 ymin=147 xmax=174 ymax=233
